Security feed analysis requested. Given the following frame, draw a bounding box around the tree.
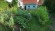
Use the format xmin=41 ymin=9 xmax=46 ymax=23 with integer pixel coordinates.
xmin=45 ymin=0 xmax=55 ymax=13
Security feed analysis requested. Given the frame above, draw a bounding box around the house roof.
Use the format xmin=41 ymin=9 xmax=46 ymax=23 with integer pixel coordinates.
xmin=23 ymin=0 xmax=38 ymax=4
xmin=22 ymin=0 xmax=44 ymax=5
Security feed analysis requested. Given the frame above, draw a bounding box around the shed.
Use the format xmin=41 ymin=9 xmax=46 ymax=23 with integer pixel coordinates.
xmin=18 ymin=0 xmax=44 ymax=10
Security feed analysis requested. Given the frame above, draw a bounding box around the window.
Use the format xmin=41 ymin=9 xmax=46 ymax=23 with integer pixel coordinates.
xmin=33 ymin=6 xmax=35 ymax=7
xmin=28 ymin=6 xmax=30 ymax=7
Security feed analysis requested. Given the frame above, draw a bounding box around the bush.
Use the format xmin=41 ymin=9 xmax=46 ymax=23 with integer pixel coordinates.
xmin=0 ymin=6 xmax=51 ymax=31
xmin=0 ymin=9 xmax=32 ymax=31
xmin=37 ymin=6 xmax=50 ymax=25
xmin=29 ymin=6 xmax=50 ymax=25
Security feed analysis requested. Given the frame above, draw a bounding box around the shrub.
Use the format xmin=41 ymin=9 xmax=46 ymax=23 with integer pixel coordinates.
xmin=29 ymin=6 xmax=50 ymax=25
xmin=0 ymin=6 xmax=51 ymax=31
xmin=37 ymin=6 xmax=50 ymax=25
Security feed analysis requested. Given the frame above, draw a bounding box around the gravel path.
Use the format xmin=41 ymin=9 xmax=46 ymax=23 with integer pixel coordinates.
xmin=49 ymin=15 xmax=55 ymax=31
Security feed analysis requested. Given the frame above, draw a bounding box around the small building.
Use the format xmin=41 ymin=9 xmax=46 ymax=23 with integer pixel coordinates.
xmin=18 ymin=0 xmax=44 ymax=10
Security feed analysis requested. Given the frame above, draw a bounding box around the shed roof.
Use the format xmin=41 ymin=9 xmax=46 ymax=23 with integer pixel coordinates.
xmin=23 ymin=0 xmax=38 ymax=4
xmin=22 ymin=0 xmax=44 ymax=5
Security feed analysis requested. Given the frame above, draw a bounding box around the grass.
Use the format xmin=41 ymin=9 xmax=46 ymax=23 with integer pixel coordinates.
xmin=27 ymin=16 xmax=49 ymax=31
xmin=0 ymin=24 xmax=12 ymax=31
xmin=0 ymin=1 xmax=12 ymax=31
xmin=0 ymin=1 xmax=8 ymax=11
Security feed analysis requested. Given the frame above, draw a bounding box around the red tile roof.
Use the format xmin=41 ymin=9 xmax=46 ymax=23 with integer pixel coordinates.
xmin=23 ymin=0 xmax=38 ymax=4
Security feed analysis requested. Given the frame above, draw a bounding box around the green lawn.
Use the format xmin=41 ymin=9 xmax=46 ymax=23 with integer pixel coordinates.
xmin=0 ymin=1 xmax=8 ymax=10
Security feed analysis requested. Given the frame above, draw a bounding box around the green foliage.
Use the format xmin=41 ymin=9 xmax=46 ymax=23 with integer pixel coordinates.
xmin=12 ymin=10 xmax=32 ymax=29
xmin=0 ymin=9 xmax=32 ymax=31
xmin=0 ymin=15 xmax=5 ymax=24
xmin=12 ymin=0 xmax=18 ymax=7
xmin=27 ymin=6 xmax=51 ymax=31
xmin=0 ymin=1 xmax=8 ymax=11
xmin=0 ymin=24 xmax=12 ymax=31
xmin=45 ymin=0 xmax=55 ymax=13
xmin=0 ymin=5 xmax=51 ymax=31
xmin=8 ymin=16 xmax=14 ymax=28
xmin=29 ymin=6 xmax=50 ymax=25
xmin=37 ymin=6 xmax=50 ymax=25
xmin=0 ymin=0 xmax=52 ymax=31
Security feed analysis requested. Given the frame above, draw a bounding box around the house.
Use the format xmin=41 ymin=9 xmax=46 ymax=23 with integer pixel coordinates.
xmin=18 ymin=0 xmax=44 ymax=10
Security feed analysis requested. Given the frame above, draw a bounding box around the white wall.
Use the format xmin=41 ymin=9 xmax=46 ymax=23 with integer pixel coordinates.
xmin=18 ymin=0 xmax=24 ymax=9
xmin=5 ymin=0 xmax=12 ymax=3
xmin=17 ymin=0 xmax=20 ymax=7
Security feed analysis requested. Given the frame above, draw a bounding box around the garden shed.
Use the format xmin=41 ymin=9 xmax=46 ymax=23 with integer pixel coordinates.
xmin=18 ymin=0 xmax=44 ymax=10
